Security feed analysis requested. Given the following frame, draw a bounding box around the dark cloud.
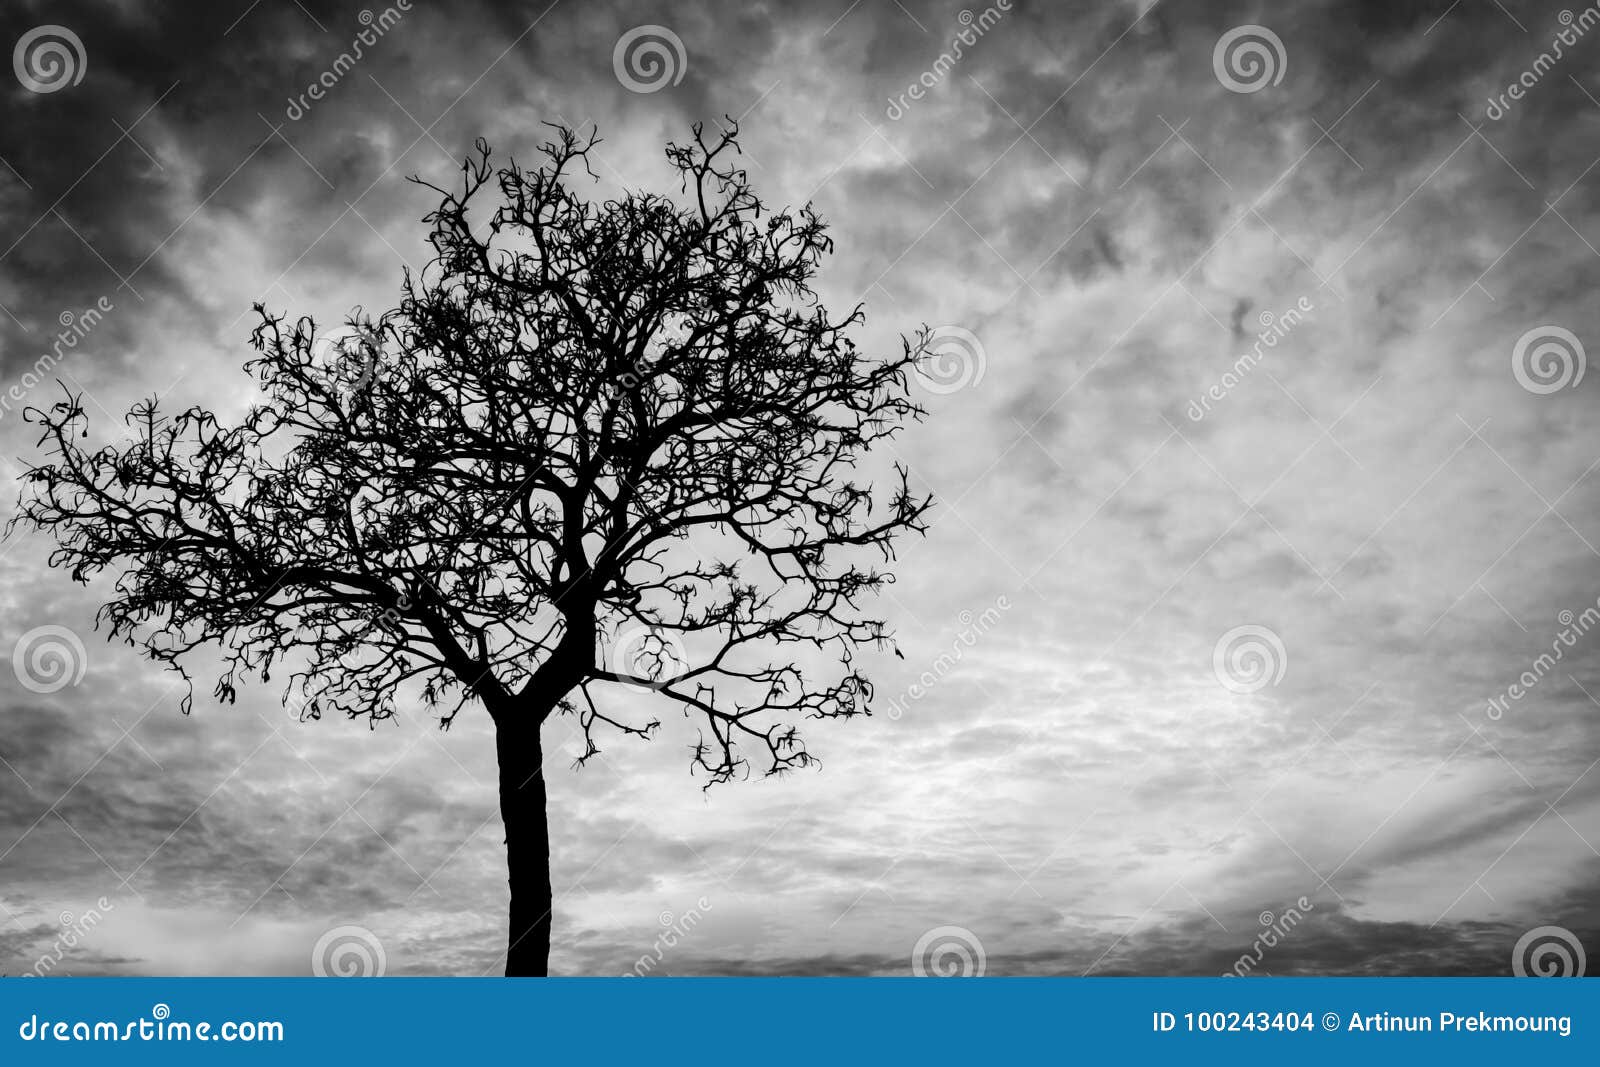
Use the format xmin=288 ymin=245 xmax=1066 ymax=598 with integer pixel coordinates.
xmin=2 ymin=0 xmax=1598 ymax=976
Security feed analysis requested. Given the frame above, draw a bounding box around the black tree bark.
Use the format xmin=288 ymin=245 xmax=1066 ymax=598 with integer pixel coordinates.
xmin=496 ymin=715 xmax=552 ymax=977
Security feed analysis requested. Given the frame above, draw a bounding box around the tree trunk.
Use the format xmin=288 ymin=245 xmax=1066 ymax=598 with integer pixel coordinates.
xmin=495 ymin=715 xmax=551 ymax=977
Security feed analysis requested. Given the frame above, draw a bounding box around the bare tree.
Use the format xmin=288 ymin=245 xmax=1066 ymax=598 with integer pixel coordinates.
xmin=13 ymin=122 xmax=932 ymax=976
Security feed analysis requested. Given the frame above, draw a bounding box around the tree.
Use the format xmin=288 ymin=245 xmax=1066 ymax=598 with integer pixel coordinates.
xmin=13 ymin=122 xmax=933 ymax=976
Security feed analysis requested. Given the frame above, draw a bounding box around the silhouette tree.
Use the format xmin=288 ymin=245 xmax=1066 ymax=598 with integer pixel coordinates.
xmin=14 ymin=122 xmax=932 ymax=976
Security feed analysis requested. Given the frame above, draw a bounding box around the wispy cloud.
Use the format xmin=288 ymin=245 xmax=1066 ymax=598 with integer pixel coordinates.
xmin=1 ymin=0 xmax=1596 ymax=976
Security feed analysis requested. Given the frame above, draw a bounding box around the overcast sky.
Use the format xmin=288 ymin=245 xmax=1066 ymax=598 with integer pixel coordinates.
xmin=1 ymin=0 xmax=1597 ymax=977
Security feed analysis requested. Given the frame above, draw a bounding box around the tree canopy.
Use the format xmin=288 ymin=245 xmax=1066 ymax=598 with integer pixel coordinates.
xmin=16 ymin=121 xmax=933 ymax=787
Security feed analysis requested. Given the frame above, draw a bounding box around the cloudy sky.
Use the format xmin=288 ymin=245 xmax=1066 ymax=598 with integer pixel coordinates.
xmin=1 ymin=0 xmax=1597 ymax=977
